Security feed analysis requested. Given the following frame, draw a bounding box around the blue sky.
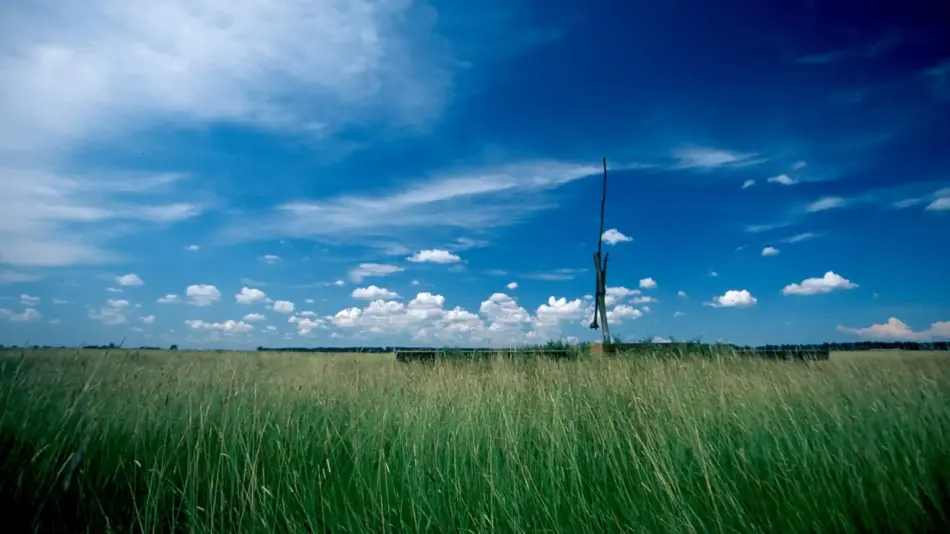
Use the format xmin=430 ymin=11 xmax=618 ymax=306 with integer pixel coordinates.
xmin=1 ymin=0 xmax=949 ymax=349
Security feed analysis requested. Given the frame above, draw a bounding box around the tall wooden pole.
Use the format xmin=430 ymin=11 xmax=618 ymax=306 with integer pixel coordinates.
xmin=590 ymin=157 xmax=611 ymax=345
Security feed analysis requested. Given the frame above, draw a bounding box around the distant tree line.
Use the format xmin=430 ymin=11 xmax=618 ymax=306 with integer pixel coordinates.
xmin=1 ymin=341 xmax=947 ymax=353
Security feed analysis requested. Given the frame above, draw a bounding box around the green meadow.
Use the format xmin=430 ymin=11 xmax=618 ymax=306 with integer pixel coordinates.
xmin=1 ymin=348 xmax=948 ymax=533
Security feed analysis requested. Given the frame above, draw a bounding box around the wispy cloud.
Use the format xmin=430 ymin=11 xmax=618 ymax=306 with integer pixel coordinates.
xmin=522 ymin=268 xmax=586 ymax=282
xmin=744 ymin=222 xmax=790 ymax=233
xmin=0 ymin=0 xmax=464 ymax=268
xmin=780 ymin=232 xmax=820 ymax=244
xmin=225 ymin=161 xmax=604 ymax=243
xmin=806 ymin=196 xmax=848 ymax=213
xmin=0 ymin=169 xmax=203 ymax=267
xmin=668 ymin=147 xmax=765 ymax=170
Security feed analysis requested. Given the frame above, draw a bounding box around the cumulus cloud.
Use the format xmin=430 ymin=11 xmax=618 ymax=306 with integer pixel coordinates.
xmin=535 ymin=296 xmax=586 ymax=325
xmin=639 ymin=277 xmax=657 ymax=289
xmin=88 ymin=301 xmax=127 ymax=325
xmin=184 ymin=244 xmax=200 ymax=251
xmin=407 ymin=249 xmax=461 ymax=263
xmin=186 ymin=284 xmax=221 ymax=306
xmin=602 ymin=228 xmax=632 ymax=245
xmin=157 ymin=294 xmax=181 ymax=304
xmin=741 ymin=179 xmax=755 ymax=189
xmin=349 ymin=263 xmax=404 ymax=283
xmin=506 ymin=282 xmax=518 ymax=290
xmin=116 ymin=273 xmax=144 ymax=286
xmin=607 ymin=305 xmax=642 ymax=324
xmin=272 ymin=300 xmax=295 ymax=313
xmin=782 ymin=271 xmax=858 ymax=296
xmin=185 ymin=319 xmax=253 ymax=334
xmin=3 ymin=308 xmax=42 ymax=323
xmin=261 ymin=254 xmax=281 ymax=264
xmin=706 ymin=290 xmax=757 ymax=308
xmin=21 ymin=294 xmax=41 ymax=307
xmin=243 ymin=313 xmax=266 ymax=322
xmin=235 ymin=287 xmax=268 ymax=304
xmin=837 ymin=318 xmax=950 ymax=341
xmin=140 ymin=314 xmax=155 ymax=324
xmin=352 ymin=285 xmax=400 ymax=300
xmin=761 ymin=246 xmax=780 ymax=256
xmin=677 ymin=290 xmax=688 ymax=297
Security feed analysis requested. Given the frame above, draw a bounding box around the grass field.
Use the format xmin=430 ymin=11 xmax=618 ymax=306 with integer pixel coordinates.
xmin=2 ymin=348 xmax=949 ymax=533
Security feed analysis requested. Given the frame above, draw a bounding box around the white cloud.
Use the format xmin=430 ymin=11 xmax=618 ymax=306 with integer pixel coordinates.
xmin=242 ymin=313 xmax=266 ymax=322
xmin=669 ymin=147 xmax=763 ymax=170
xmin=332 ymin=280 xmax=346 ymax=286
xmin=791 ymin=161 xmax=807 ymax=170
xmin=4 ymin=307 xmax=42 ymax=323
xmin=226 ymin=161 xmax=606 ymax=243
xmin=0 ymin=0 xmax=488 ymax=268
xmin=602 ymin=228 xmax=632 ymax=245
xmin=0 ymin=170 xmax=203 ymax=267
xmin=49 ymin=318 xmax=62 ymax=325
xmin=767 ymin=174 xmax=796 ymax=186
xmin=157 ymin=294 xmax=181 ymax=304
xmin=106 ymin=287 xmax=123 ymax=293
xmin=782 ymin=271 xmax=858 ymax=296
xmin=88 ymin=303 xmax=126 ymax=325
xmin=677 ymin=290 xmax=687 ymax=297
xmin=116 ymin=273 xmax=144 ymax=286
xmin=639 ymin=277 xmax=657 ymax=289
xmin=741 ymin=179 xmax=755 ymax=189
xmin=506 ymin=282 xmax=518 ymax=290
xmin=673 ymin=311 xmax=684 ymax=317
xmin=272 ymin=300 xmax=295 ymax=313
xmin=21 ymin=293 xmax=40 ymax=306
xmin=744 ymin=222 xmax=790 ymax=233
xmin=607 ymin=305 xmax=642 ymax=324
xmin=261 ymin=254 xmax=281 ymax=264
xmin=761 ymin=246 xmax=780 ymax=256
xmin=479 ymin=293 xmax=532 ymax=327
xmin=709 ymin=271 xmax=719 ymax=277
xmin=411 ymin=280 xmax=420 ymax=286
xmin=352 ymin=285 xmax=400 ymax=300
xmin=52 ymin=298 xmax=69 ymax=304
xmin=349 ymin=263 xmax=404 ymax=283
xmin=806 ymin=196 xmax=847 ymax=212
xmin=535 ymin=296 xmax=585 ymax=324
xmin=605 ymin=286 xmax=640 ymax=306
xmin=185 ymin=319 xmax=253 ymax=334
xmin=186 ymin=284 xmax=221 ymax=306
xmin=265 ymin=325 xmax=277 ymax=332
xmin=407 ymin=249 xmax=461 ymax=264
xmin=925 ymin=197 xmax=950 ymax=211
xmin=235 ymin=287 xmax=268 ymax=304
xmin=706 ymin=290 xmax=757 ymax=308
xmin=782 ymin=232 xmax=819 ymax=243
xmin=140 ymin=314 xmax=155 ymax=324
xmin=631 ymin=296 xmax=656 ymax=304
xmin=184 ymin=244 xmax=200 ymax=251
xmin=837 ymin=318 xmax=950 ymax=341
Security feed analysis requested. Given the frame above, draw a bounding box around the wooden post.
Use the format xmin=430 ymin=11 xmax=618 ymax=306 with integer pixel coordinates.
xmin=589 ymin=157 xmax=611 ymax=345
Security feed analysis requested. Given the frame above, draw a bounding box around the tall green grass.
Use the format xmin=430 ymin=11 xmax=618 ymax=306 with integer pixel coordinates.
xmin=1 ymin=348 xmax=949 ymax=533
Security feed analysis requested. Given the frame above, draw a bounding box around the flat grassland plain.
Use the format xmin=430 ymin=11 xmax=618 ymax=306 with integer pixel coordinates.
xmin=1 ymin=348 xmax=949 ymax=533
